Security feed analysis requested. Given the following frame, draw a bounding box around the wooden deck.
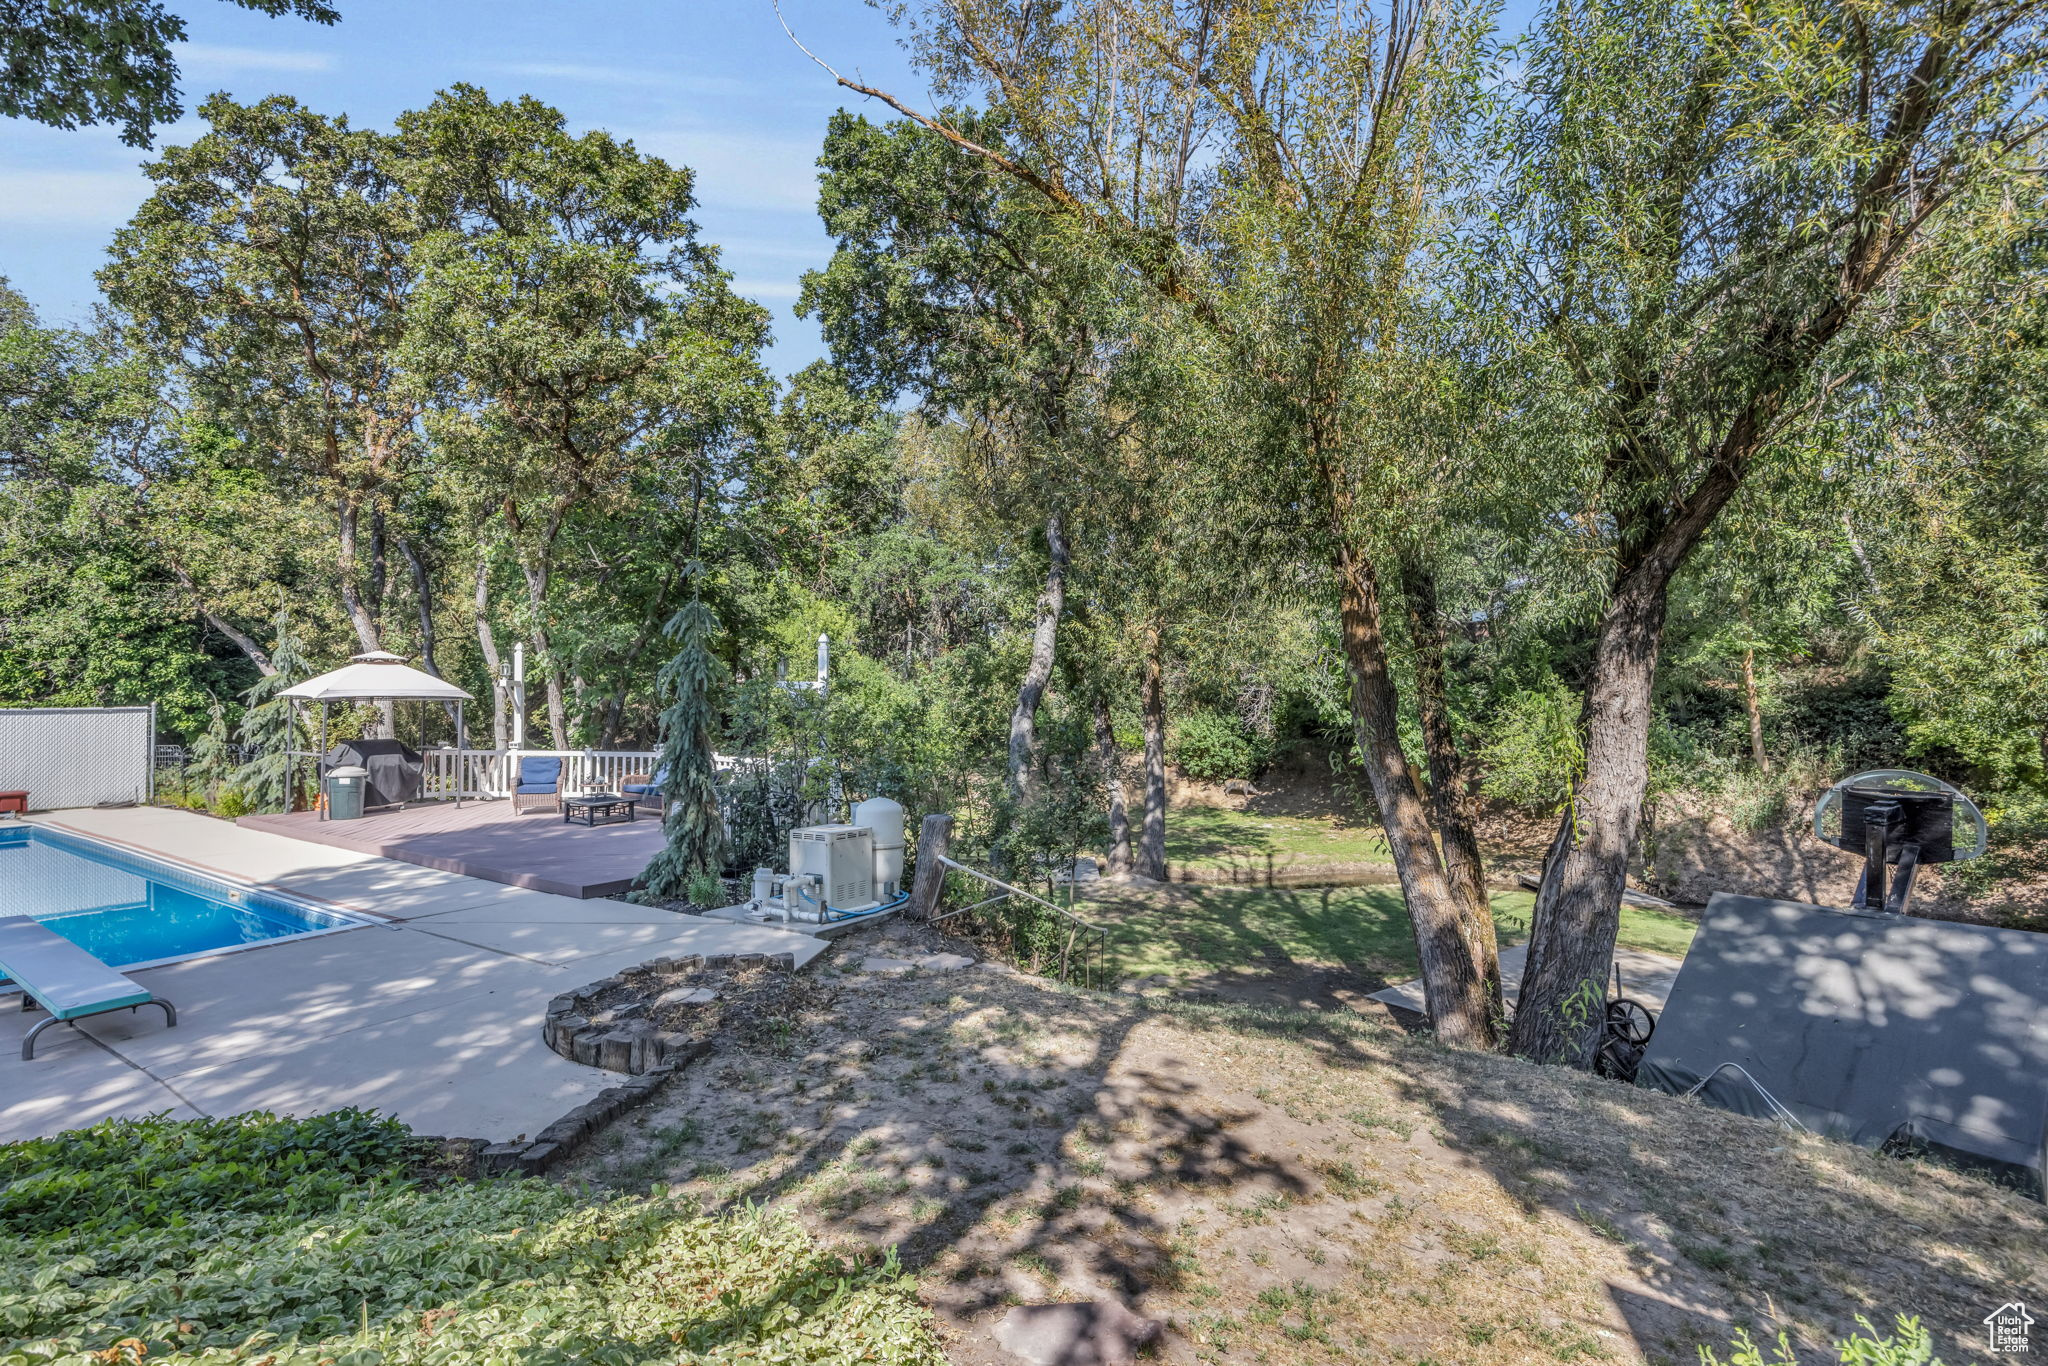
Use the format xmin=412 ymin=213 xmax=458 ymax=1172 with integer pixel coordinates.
xmin=237 ymin=799 xmax=664 ymax=899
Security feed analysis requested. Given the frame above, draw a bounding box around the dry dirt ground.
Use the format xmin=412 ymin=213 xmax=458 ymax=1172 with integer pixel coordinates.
xmin=561 ymin=918 xmax=2047 ymax=1366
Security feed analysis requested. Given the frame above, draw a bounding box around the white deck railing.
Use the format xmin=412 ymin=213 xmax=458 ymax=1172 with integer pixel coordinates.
xmin=419 ymin=748 xmax=739 ymax=800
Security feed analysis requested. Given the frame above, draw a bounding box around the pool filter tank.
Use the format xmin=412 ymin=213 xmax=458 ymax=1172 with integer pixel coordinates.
xmin=851 ymin=796 xmax=905 ymax=897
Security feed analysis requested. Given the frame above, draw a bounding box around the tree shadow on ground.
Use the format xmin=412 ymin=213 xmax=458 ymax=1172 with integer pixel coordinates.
xmin=1346 ymin=1025 xmax=2048 ymax=1364
xmin=564 ymin=913 xmax=2048 ymax=1365
xmin=565 ymin=918 xmax=1377 ymax=1355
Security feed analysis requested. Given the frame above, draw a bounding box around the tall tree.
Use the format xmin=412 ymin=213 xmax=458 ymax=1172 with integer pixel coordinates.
xmin=401 ymin=85 xmax=772 ymax=747
xmin=1500 ymin=0 xmax=2048 ymax=1064
xmin=637 ymin=583 xmax=729 ymax=900
xmin=233 ymin=611 xmax=311 ymax=811
xmin=794 ymin=0 xmax=1507 ymax=1044
xmin=103 ymin=94 xmax=427 ymax=668
xmin=801 ymin=109 xmax=1113 ymax=801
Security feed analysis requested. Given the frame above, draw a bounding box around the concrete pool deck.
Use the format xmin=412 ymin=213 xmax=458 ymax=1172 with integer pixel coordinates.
xmin=0 ymin=806 xmax=823 ymax=1144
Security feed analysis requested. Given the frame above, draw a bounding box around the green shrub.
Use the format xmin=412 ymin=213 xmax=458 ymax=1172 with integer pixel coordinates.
xmin=1698 ymin=1314 xmax=1942 ymax=1365
xmin=211 ymin=786 xmax=255 ymax=819
xmin=1950 ymin=787 xmax=2048 ymax=922
xmin=686 ymin=868 xmax=727 ymax=908
xmin=0 ymin=1111 xmax=943 ymax=1366
xmin=1173 ymin=709 xmax=1258 ymax=782
xmin=1479 ymin=685 xmax=1584 ymax=810
xmin=0 ymin=1109 xmax=413 ymax=1239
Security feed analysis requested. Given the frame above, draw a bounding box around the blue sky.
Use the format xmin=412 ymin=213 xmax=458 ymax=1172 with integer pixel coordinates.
xmin=0 ymin=0 xmax=924 ymax=374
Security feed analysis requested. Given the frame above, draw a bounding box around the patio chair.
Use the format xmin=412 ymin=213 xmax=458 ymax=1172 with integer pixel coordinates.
xmin=512 ymin=755 xmax=563 ymax=814
xmin=620 ymin=767 xmax=668 ymax=813
xmin=2 ymin=918 xmax=177 ymax=1060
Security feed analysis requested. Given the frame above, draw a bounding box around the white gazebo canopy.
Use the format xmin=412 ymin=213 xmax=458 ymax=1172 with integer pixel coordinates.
xmin=281 ymin=653 xmax=476 ymax=815
xmin=282 ymin=651 xmax=473 ymax=702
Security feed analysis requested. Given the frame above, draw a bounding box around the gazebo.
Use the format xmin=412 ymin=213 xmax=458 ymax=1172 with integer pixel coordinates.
xmin=279 ymin=651 xmax=475 ymax=815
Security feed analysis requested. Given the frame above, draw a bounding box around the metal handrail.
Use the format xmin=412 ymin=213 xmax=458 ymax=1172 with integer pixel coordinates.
xmin=930 ymin=855 xmax=1111 ymax=988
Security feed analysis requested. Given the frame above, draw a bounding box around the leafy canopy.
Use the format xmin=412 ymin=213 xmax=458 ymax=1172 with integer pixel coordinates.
xmin=0 ymin=0 xmax=340 ymax=146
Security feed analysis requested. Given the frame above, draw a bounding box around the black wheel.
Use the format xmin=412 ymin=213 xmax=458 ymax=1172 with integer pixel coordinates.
xmin=1604 ymin=998 xmax=1655 ymax=1046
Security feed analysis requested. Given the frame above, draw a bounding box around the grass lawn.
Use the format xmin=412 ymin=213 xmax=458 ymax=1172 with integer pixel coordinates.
xmin=1496 ymin=892 xmax=1701 ymax=958
xmin=1164 ymin=803 xmax=1392 ymax=877
xmin=1085 ymin=883 xmax=1699 ymax=987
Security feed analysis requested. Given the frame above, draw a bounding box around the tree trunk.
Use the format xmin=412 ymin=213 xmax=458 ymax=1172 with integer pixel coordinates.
xmin=1741 ymin=646 xmax=1768 ymax=772
xmin=171 ymin=564 xmax=277 ymax=677
xmin=368 ymin=504 xmax=388 ymax=638
xmin=336 ymin=498 xmax=394 ymax=735
xmin=1336 ymin=547 xmax=1494 ymax=1048
xmin=1508 ymin=576 xmax=1665 ymax=1064
xmin=516 ymin=555 xmax=569 ymax=747
xmin=1842 ymin=511 xmax=1883 ymax=599
xmin=399 ymin=538 xmax=439 ymax=677
xmin=399 ymin=537 xmax=461 ymax=744
xmin=1094 ymin=689 xmax=1133 ymax=877
xmin=208 ymin=613 xmax=279 ymax=677
xmin=1008 ymin=511 xmax=1068 ymax=798
xmin=335 ymin=499 xmax=382 ymax=655
xmin=1401 ymin=563 xmax=1501 ymax=1016
xmin=474 ymin=546 xmax=508 ymax=753
xmin=1137 ymin=621 xmax=1168 ymax=881
xmin=1509 ymin=455 xmax=1749 ymax=1066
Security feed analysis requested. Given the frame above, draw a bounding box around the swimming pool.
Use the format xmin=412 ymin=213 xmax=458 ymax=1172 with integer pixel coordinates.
xmin=0 ymin=824 xmax=365 ymax=979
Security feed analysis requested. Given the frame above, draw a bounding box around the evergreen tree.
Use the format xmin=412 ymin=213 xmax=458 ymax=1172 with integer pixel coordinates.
xmin=636 ymin=585 xmax=728 ymax=903
xmin=233 ymin=614 xmax=311 ymax=813
xmin=190 ymin=694 xmax=236 ymax=805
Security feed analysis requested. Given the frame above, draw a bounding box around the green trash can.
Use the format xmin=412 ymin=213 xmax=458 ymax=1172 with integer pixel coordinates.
xmin=325 ymin=765 xmax=368 ymax=821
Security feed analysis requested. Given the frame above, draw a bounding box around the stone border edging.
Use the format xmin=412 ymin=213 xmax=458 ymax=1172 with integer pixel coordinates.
xmin=541 ymin=949 xmax=796 ymax=1073
xmin=476 ymin=948 xmax=797 ymax=1177
xmin=476 ymin=1056 xmax=701 ymax=1177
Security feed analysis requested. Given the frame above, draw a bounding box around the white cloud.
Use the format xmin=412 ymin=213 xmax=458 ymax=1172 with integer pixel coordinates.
xmin=491 ymin=60 xmax=663 ymax=87
xmin=729 ymin=277 xmax=805 ymax=303
xmin=630 ymin=128 xmax=820 ymax=213
xmin=0 ymin=170 xmax=147 ymax=227
xmin=176 ymin=44 xmax=334 ymax=75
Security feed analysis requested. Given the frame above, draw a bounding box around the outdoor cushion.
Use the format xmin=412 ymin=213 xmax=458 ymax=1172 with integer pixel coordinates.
xmin=515 ymin=783 xmax=558 ymax=794
xmin=0 ymin=917 xmax=152 ymax=1020
xmin=623 ymin=766 xmax=668 ymax=796
xmin=517 ymin=756 xmax=562 ymax=789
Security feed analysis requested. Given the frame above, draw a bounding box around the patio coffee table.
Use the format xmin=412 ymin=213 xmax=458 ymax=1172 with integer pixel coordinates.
xmin=563 ymin=793 xmax=638 ymax=827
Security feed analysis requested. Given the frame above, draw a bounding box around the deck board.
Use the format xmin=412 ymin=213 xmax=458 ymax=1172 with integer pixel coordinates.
xmin=238 ymin=800 xmax=663 ymax=899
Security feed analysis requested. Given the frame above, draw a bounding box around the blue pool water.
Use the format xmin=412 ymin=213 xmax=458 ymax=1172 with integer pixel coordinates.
xmin=0 ymin=825 xmax=360 ymax=974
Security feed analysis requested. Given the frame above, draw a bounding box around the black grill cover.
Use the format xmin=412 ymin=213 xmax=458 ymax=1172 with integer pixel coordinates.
xmin=324 ymin=739 xmax=423 ymax=808
xmin=1638 ymin=893 xmax=2048 ymax=1199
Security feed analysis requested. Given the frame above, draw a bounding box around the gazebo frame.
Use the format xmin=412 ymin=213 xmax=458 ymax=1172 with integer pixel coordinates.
xmin=277 ymin=651 xmax=474 ymax=819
